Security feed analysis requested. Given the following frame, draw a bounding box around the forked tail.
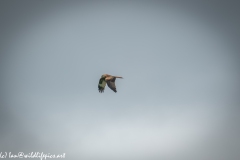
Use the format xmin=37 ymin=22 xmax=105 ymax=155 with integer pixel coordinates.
xmin=115 ymin=76 xmax=123 ymax=79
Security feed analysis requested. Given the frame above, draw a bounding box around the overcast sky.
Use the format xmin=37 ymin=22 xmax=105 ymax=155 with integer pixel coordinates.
xmin=0 ymin=1 xmax=240 ymax=160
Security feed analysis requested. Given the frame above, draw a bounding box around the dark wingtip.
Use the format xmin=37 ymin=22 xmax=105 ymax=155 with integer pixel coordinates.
xmin=99 ymin=90 xmax=104 ymax=93
xmin=98 ymin=86 xmax=104 ymax=93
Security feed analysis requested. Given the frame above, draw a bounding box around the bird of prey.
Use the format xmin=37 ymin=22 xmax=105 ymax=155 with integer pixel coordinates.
xmin=98 ymin=74 xmax=123 ymax=93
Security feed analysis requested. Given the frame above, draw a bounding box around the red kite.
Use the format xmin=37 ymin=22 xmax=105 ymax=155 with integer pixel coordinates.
xmin=98 ymin=74 xmax=123 ymax=93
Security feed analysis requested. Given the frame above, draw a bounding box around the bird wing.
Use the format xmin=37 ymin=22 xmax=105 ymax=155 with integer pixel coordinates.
xmin=106 ymin=77 xmax=117 ymax=93
xmin=98 ymin=78 xmax=106 ymax=93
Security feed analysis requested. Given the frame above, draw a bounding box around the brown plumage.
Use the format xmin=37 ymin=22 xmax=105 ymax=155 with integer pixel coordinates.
xmin=98 ymin=74 xmax=123 ymax=93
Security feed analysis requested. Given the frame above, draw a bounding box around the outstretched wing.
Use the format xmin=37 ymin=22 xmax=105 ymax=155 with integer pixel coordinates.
xmin=106 ymin=77 xmax=117 ymax=93
xmin=98 ymin=78 xmax=106 ymax=93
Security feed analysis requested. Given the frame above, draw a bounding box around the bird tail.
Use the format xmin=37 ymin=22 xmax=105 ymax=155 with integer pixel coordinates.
xmin=115 ymin=76 xmax=123 ymax=79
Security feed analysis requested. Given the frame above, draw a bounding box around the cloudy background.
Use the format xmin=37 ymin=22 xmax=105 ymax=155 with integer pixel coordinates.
xmin=0 ymin=0 xmax=240 ymax=160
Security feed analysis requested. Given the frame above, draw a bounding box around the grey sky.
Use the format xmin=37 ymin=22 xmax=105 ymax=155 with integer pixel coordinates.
xmin=0 ymin=1 xmax=240 ymax=160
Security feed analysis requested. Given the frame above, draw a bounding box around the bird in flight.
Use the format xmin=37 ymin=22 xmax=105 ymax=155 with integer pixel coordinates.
xmin=98 ymin=74 xmax=123 ymax=93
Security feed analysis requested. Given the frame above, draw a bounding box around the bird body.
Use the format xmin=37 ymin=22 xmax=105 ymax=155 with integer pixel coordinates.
xmin=98 ymin=74 xmax=123 ymax=93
